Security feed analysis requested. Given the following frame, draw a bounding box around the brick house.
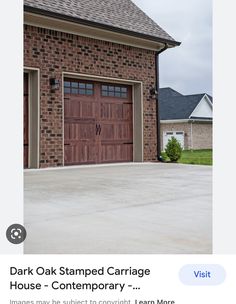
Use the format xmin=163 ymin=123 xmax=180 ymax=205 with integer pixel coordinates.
xmin=24 ymin=0 xmax=180 ymax=168
xmin=159 ymin=88 xmax=213 ymax=151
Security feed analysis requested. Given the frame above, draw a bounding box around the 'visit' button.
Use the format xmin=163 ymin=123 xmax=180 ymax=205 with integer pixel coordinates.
xmin=179 ymin=264 xmax=226 ymax=285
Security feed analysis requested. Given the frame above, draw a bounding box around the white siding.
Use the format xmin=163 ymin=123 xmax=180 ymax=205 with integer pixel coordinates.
xmin=190 ymin=96 xmax=212 ymax=118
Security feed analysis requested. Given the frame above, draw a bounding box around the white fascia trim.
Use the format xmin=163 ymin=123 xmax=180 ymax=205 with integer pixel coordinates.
xmin=189 ymin=118 xmax=213 ymax=122
xmin=160 ymin=119 xmax=189 ymax=123
xmin=204 ymin=94 xmax=213 ymax=105
xmin=161 ymin=118 xmax=212 ymax=124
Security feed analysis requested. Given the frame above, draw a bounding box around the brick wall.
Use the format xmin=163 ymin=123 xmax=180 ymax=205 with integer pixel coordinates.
xmin=160 ymin=122 xmax=212 ymax=150
xmin=192 ymin=123 xmax=212 ymax=150
xmin=24 ymin=25 xmax=157 ymax=167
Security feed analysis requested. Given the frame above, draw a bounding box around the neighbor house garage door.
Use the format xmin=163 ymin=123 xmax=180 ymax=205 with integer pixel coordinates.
xmin=64 ymin=79 xmax=133 ymax=165
xmin=163 ymin=131 xmax=184 ymax=150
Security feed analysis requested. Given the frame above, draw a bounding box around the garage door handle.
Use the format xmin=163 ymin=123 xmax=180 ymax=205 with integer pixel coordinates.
xmin=96 ymin=124 xmax=102 ymax=135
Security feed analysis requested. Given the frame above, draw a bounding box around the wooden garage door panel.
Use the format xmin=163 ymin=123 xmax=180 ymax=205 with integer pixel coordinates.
xmin=65 ymin=98 xmax=97 ymax=119
xmin=64 ymin=119 xmax=96 ymax=165
xmin=101 ymin=103 xmax=123 ymax=120
xmin=64 ymin=121 xmax=95 ymax=142
xmin=64 ymin=79 xmax=133 ymax=165
xmin=101 ymin=143 xmax=133 ymax=163
xmin=100 ymin=92 xmax=133 ymax=163
xmin=64 ymin=143 xmax=96 ymax=165
xmin=100 ymin=102 xmax=132 ymax=120
xmin=64 ymin=99 xmax=81 ymax=118
xmin=101 ymin=123 xmax=133 ymax=141
xmin=64 ymin=79 xmax=98 ymax=165
xmin=122 ymin=103 xmax=133 ymax=120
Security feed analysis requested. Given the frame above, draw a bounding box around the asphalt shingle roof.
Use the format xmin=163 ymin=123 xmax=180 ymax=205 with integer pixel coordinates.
xmin=159 ymin=87 xmax=183 ymax=99
xmin=159 ymin=88 xmax=212 ymax=120
xmin=24 ymin=0 xmax=179 ymax=45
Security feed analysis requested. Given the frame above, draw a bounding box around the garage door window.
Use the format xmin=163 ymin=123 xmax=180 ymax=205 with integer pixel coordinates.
xmin=64 ymin=81 xmax=94 ymax=95
xmin=163 ymin=131 xmax=184 ymax=150
xmin=101 ymin=85 xmax=128 ymax=98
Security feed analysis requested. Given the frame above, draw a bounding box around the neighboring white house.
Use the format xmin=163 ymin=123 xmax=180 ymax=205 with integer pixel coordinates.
xmin=159 ymin=88 xmax=213 ymax=150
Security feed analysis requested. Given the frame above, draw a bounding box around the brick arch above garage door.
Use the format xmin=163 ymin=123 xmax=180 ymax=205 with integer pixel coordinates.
xmin=64 ymin=78 xmax=133 ymax=165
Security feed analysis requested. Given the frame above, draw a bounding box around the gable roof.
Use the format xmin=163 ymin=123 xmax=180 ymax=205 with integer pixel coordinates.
xmin=159 ymin=88 xmax=212 ymax=120
xmin=24 ymin=0 xmax=180 ymax=46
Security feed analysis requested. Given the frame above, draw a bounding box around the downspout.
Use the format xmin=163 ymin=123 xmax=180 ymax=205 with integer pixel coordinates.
xmin=155 ymin=43 xmax=168 ymax=161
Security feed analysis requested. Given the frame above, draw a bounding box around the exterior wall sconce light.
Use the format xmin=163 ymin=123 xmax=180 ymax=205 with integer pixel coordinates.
xmin=150 ymin=87 xmax=158 ymax=99
xmin=50 ymin=78 xmax=60 ymax=92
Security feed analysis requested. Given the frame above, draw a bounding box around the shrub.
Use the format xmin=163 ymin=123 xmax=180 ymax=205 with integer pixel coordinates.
xmin=160 ymin=151 xmax=168 ymax=161
xmin=165 ymin=136 xmax=182 ymax=162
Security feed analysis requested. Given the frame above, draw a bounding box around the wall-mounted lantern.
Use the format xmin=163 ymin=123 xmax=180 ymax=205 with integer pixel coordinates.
xmin=150 ymin=87 xmax=158 ymax=99
xmin=50 ymin=78 xmax=60 ymax=92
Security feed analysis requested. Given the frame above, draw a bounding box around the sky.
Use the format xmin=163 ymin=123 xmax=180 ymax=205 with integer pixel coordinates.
xmin=133 ymin=0 xmax=212 ymax=95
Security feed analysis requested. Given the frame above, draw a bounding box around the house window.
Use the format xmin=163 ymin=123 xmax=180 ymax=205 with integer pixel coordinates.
xmin=101 ymin=85 xmax=128 ymax=98
xmin=64 ymin=81 xmax=94 ymax=95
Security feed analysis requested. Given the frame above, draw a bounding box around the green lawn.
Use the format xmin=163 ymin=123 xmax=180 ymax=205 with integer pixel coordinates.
xmin=162 ymin=149 xmax=213 ymax=165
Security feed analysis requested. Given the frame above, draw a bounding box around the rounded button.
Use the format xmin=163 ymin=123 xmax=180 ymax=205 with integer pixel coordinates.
xmin=179 ymin=264 xmax=226 ymax=286
xmin=6 ymin=224 xmax=27 ymax=244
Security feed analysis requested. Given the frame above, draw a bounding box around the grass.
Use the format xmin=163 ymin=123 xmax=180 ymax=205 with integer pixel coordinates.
xmin=161 ymin=149 xmax=213 ymax=166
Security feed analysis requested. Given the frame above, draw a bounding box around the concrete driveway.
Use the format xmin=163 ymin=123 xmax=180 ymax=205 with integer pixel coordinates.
xmin=24 ymin=163 xmax=212 ymax=254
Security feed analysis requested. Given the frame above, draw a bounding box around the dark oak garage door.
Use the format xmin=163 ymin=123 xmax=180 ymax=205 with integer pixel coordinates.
xmin=64 ymin=79 xmax=133 ymax=165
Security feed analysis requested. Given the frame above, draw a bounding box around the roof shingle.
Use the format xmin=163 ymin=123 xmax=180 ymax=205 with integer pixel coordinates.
xmin=159 ymin=88 xmax=212 ymax=120
xmin=24 ymin=0 xmax=179 ymax=45
xmin=159 ymin=87 xmax=183 ymax=99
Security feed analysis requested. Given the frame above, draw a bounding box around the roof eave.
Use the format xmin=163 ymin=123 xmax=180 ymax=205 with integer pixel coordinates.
xmin=24 ymin=5 xmax=181 ymax=47
xmin=189 ymin=117 xmax=213 ymax=122
xmin=161 ymin=118 xmax=213 ymax=123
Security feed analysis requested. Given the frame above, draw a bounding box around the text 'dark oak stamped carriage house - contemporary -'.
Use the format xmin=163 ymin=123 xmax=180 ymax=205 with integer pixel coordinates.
xmin=24 ymin=0 xmax=180 ymax=168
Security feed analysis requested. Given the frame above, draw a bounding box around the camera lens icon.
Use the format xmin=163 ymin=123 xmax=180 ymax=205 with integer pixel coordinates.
xmin=6 ymin=224 xmax=27 ymax=244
